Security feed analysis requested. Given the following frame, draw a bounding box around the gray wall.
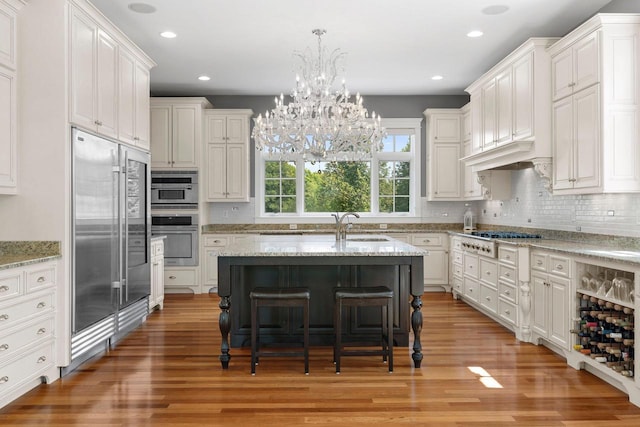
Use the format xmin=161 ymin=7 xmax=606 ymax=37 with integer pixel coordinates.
xmin=172 ymin=94 xmax=469 ymax=197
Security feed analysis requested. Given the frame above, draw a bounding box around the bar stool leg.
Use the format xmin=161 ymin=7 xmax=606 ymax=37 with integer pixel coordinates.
xmin=335 ymin=299 xmax=342 ymax=374
xmin=304 ymin=298 xmax=309 ymax=375
xmin=251 ymin=298 xmax=258 ymax=375
xmin=382 ymin=305 xmax=388 ymax=363
xmin=387 ymin=298 xmax=393 ymax=373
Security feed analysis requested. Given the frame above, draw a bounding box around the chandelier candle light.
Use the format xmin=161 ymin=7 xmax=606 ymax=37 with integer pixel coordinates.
xmin=252 ymin=29 xmax=386 ymax=160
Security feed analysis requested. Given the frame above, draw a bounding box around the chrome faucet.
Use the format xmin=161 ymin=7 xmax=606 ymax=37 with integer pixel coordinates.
xmin=331 ymin=212 xmax=360 ymax=241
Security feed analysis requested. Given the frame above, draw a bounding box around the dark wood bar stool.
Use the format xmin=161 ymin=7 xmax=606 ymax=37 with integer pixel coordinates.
xmin=250 ymin=287 xmax=310 ymax=375
xmin=333 ymin=286 xmax=394 ymax=374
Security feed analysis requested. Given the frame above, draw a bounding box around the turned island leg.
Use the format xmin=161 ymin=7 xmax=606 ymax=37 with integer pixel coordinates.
xmin=411 ymin=294 xmax=423 ymax=368
xmin=219 ymin=296 xmax=231 ymax=369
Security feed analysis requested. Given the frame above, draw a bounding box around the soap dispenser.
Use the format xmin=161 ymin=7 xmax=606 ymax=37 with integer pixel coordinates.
xmin=463 ymin=204 xmax=475 ymax=233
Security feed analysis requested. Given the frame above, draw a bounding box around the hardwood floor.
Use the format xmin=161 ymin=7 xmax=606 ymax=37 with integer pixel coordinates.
xmin=2 ymin=292 xmax=640 ymax=426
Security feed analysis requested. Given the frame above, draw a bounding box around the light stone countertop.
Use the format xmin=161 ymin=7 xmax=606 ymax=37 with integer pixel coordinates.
xmin=0 ymin=241 xmax=62 ymax=271
xmin=215 ymin=234 xmax=428 ymax=257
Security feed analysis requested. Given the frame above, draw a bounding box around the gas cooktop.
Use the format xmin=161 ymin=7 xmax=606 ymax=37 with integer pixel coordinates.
xmin=470 ymin=231 xmax=542 ymax=239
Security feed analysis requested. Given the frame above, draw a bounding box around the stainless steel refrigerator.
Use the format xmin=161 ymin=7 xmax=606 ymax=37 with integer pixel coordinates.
xmin=65 ymin=128 xmax=151 ymax=373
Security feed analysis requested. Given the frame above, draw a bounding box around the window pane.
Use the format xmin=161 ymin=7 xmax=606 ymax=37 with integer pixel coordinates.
xmin=265 ymin=180 xmax=279 ymax=195
xmin=382 ymin=135 xmax=395 ymax=152
xmin=282 ymin=179 xmax=296 ymax=196
xmin=264 ymin=161 xmax=297 ymax=213
xmin=396 ymin=178 xmax=410 ymax=196
xmin=282 ymin=196 xmax=296 ymax=213
xmin=379 ymin=178 xmax=393 ymax=196
xmin=379 ymin=197 xmax=393 ymax=213
xmin=265 ymin=196 xmax=280 ymax=213
xmin=395 ymin=161 xmax=410 ymax=178
xmin=396 ymin=197 xmax=410 ymax=212
xmin=282 ymin=161 xmax=297 ymax=178
xmin=265 ymin=161 xmax=280 ymax=178
xmin=304 ymin=161 xmax=371 ymax=212
xmin=395 ymin=135 xmax=411 ymax=152
xmin=378 ymin=161 xmax=394 ymax=179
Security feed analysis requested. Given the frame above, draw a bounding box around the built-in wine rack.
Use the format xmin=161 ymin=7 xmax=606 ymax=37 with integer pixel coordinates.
xmin=573 ymin=263 xmax=636 ymax=379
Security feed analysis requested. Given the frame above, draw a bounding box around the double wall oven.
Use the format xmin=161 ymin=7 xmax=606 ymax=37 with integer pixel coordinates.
xmin=151 ymin=171 xmax=199 ymax=266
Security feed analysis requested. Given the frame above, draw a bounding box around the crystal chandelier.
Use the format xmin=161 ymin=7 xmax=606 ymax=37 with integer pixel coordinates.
xmin=252 ymin=29 xmax=386 ymax=160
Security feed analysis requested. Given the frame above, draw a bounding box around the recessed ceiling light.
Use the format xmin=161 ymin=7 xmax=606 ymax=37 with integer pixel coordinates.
xmin=482 ymin=5 xmax=509 ymax=15
xmin=127 ymin=3 xmax=156 ymax=14
xmin=467 ymin=30 xmax=484 ymax=38
xmin=431 ymin=75 xmax=443 ymax=81
xmin=198 ymin=75 xmax=211 ymax=81
xmin=160 ymin=31 xmax=177 ymax=39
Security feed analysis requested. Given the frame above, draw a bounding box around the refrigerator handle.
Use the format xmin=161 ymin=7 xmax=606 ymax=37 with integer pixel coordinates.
xmin=123 ymin=150 xmax=130 ymax=304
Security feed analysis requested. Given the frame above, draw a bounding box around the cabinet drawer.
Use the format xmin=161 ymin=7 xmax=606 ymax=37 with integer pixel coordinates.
xmin=0 ymin=342 xmax=54 ymax=394
xmin=204 ymin=236 xmax=229 ymax=246
xmin=531 ymin=252 xmax=547 ymax=272
xmin=152 ymin=240 xmax=164 ymax=256
xmin=480 ymin=284 xmax=498 ymax=314
xmin=452 ymin=263 xmax=462 ymax=278
xmin=452 ymin=250 xmax=463 ymax=266
xmin=498 ymin=246 xmax=517 ymax=266
xmin=499 ymin=281 xmax=518 ymax=304
xmin=452 ymin=277 xmax=463 ymax=294
xmin=164 ymin=269 xmax=197 ymax=286
xmin=451 ymin=238 xmax=461 ymax=251
xmin=463 ymin=276 xmax=478 ymax=302
xmin=463 ymin=253 xmax=478 ymax=279
xmin=26 ymin=264 xmax=56 ymax=293
xmin=498 ymin=264 xmax=516 ymax=285
xmin=549 ymin=255 xmax=570 ymax=277
xmin=498 ymin=299 xmax=518 ymax=326
xmin=412 ymin=234 xmax=445 ymax=247
xmin=0 ymin=292 xmax=54 ymax=329
xmin=0 ymin=271 xmax=21 ymax=302
xmin=0 ymin=316 xmax=53 ymax=361
xmin=479 ymin=258 xmax=498 ymax=287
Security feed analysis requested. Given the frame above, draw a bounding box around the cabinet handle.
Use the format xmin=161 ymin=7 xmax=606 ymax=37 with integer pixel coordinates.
xmin=214 ymin=240 xmax=221 ymax=243
xmin=134 ymin=137 xmax=140 ymax=141
xmin=37 ymin=328 xmax=46 ymax=335
xmin=0 ymin=344 xmax=8 ymax=351
xmin=37 ymin=302 xmax=46 ymax=309
xmin=0 ymin=376 xmax=8 ymax=384
xmin=37 ymin=356 xmax=47 ymax=364
xmin=568 ymin=82 xmax=576 ymax=87
xmin=505 ymin=255 xmax=510 ymax=260
xmin=423 ymin=239 xmax=430 ymax=243
xmin=505 ymin=309 xmax=511 ymax=315
xmin=505 ymin=290 xmax=510 ymax=295
xmin=485 ymin=271 xmax=491 ymax=276
xmin=37 ymin=276 xmax=46 ymax=283
xmin=556 ymin=264 xmax=563 ymax=271
xmin=485 ymin=296 xmax=491 ymax=301
xmin=0 ymin=314 xmax=8 ymax=321
xmin=169 ymin=276 xmax=176 ymax=280
xmin=536 ymin=260 xmax=543 ymax=266
xmin=505 ymin=272 xmax=510 ymax=277
xmin=153 ymin=262 xmax=159 ymax=266
xmin=0 ymin=285 xmax=9 ymax=292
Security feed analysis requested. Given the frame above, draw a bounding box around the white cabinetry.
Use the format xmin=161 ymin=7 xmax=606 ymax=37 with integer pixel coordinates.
xmin=202 ymin=234 xmax=255 ymax=293
xmin=164 ymin=267 xmax=199 ymax=294
xmin=150 ymin=237 xmax=165 ymax=311
xmin=461 ymin=103 xmax=484 ymax=200
xmin=0 ymin=0 xmax=23 ymax=195
xmin=497 ymin=245 xmax=519 ymax=328
xmin=463 ymin=38 xmax=556 ymax=172
xmin=150 ymin=98 xmax=212 ymax=169
xmin=0 ymin=260 xmax=59 ymax=409
xmin=530 ymin=250 xmax=571 ymax=351
xmin=450 ymin=236 xmax=463 ymax=296
xmin=68 ymin=2 xmax=154 ymax=147
xmin=203 ymin=110 xmax=253 ymax=201
xmin=425 ymin=109 xmax=461 ymax=201
xmin=549 ymin=14 xmax=640 ymax=194
xmin=410 ymin=233 xmax=449 ymax=292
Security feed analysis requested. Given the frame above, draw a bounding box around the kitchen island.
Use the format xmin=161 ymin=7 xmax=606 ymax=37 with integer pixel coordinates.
xmin=216 ymin=234 xmax=427 ymax=369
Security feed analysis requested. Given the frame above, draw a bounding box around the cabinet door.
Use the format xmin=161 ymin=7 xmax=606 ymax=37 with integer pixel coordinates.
xmin=118 ymin=48 xmax=136 ymax=145
xmin=423 ymin=249 xmax=448 ymax=285
xmin=429 ymin=144 xmax=461 ymax=199
xmin=95 ymin=29 xmax=118 ymax=138
xmin=226 ymin=143 xmax=248 ymax=200
xmin=573 ymin=85 xmax=600 ymax=190
xmin=172 ymin=105 xmax=198 ymax=167
xmin=530 ymin=272 xmax=548 ymax=337
xmin=0 ymin=2 xmax=17 ymax=70
xmin=512 ymin=53 xmax=533 ymax=141
xmin=150 ymin=106 xmax=172 ymax=167
xmin=205 ymin=116 xmax=227 ymax=144
xmin=461 ymin=109 xmax=471 ymax=143
xmin=552 ymin=97 xmax=574 ymax=190
xmin=463 ymin=163 xmax=483 ymax=199
xmin=551 ymin=48 xmax=573 ymax=101
xmin=573 ymin=32 xmax=599 ymax=93
xmin=134 ymin=63 xmax=150 ymax=150
xmin=470 ymin=94 xmax=483 ymax=154
xmin=431 ymin=115 xmax=460 ymax=143
xmin=69 ymin=7 xmax=97 ymax=131
xmin=226 ymin=117 xmax=246 ymax=144
xmin=0 ymin=69 xmax=16 ymax=193
xmin=203 ymin=248 xmax=220 ymax=286
xmin=495 ymin=69 xmax=512 ymax=145
xmin=481 ymin=79 xmax=497 ymax=150
xmin=549 ymin=275 xmax=570 ymax=349
xmin=206 ymin=143 xmax=227 ymax=200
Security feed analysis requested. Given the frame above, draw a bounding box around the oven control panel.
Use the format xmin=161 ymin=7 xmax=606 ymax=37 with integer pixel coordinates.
xmin=460 ymin=236 xmax=497 ymax=257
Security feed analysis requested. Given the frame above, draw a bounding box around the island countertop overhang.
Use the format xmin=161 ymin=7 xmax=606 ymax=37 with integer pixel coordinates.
xmin=214 ymin=234 xmax=429 ymax=257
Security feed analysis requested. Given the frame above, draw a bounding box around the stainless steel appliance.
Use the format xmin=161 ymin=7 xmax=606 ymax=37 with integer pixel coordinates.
xmin=66 ymin=128 xmax=151 ymax=374
xmin=460 ymin=231 xmax=542 ymax=258
xmin=151 ymin=213 xmax=199 ymax=266
xmin=151 ymin=170 xmax=198 ymax=209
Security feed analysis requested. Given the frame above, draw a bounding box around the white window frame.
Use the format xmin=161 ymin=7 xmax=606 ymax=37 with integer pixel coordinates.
xmin=254 ymin=118 xmax=422 ymax=223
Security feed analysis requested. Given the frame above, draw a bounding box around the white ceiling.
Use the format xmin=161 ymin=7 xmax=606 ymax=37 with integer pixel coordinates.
xmin=89 ymin=0 xmax=616 ymax=96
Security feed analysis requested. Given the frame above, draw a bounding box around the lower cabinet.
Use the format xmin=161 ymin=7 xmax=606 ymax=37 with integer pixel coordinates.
xmin=164 ymin=267 xmax=200 ymax=294
xmin=0 ymin=260 xmax=59 ymax=409
xmin=150 ymin=237 xmax=165 ymax=310
xmin=410 ymin=233 xmax=449 ymax=291
xmin=202 ymin=234 xmax=255 ymax=294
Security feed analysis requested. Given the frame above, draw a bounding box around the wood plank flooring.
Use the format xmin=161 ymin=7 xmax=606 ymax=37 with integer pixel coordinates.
xmin=2 ymin=292 xmax=640 ymax=426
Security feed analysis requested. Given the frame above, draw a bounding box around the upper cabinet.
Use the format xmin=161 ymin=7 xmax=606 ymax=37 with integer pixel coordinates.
xmin=549 ymin=14 xmax=640 ymax=194
xmin=203 ymin=109 xmax=253 ymax=202
xmin=463 ymin=38 xmax=557 ymax=173
xmin=0 ymin=0 xmax=24 ymax=195
xmin=150 ymin=97 xmax=212 ymax=169
xmin=69 ymin=2 xmax=155 ymax=147
xmin=425 ymin=109 xmax=462 ymax=201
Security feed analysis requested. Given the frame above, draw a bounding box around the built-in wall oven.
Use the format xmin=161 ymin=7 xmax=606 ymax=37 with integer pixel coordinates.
xmin=151 ymin=171 xmax=198 ymax=209
xmin=151 ymin=213 xmax=199 ymax=266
